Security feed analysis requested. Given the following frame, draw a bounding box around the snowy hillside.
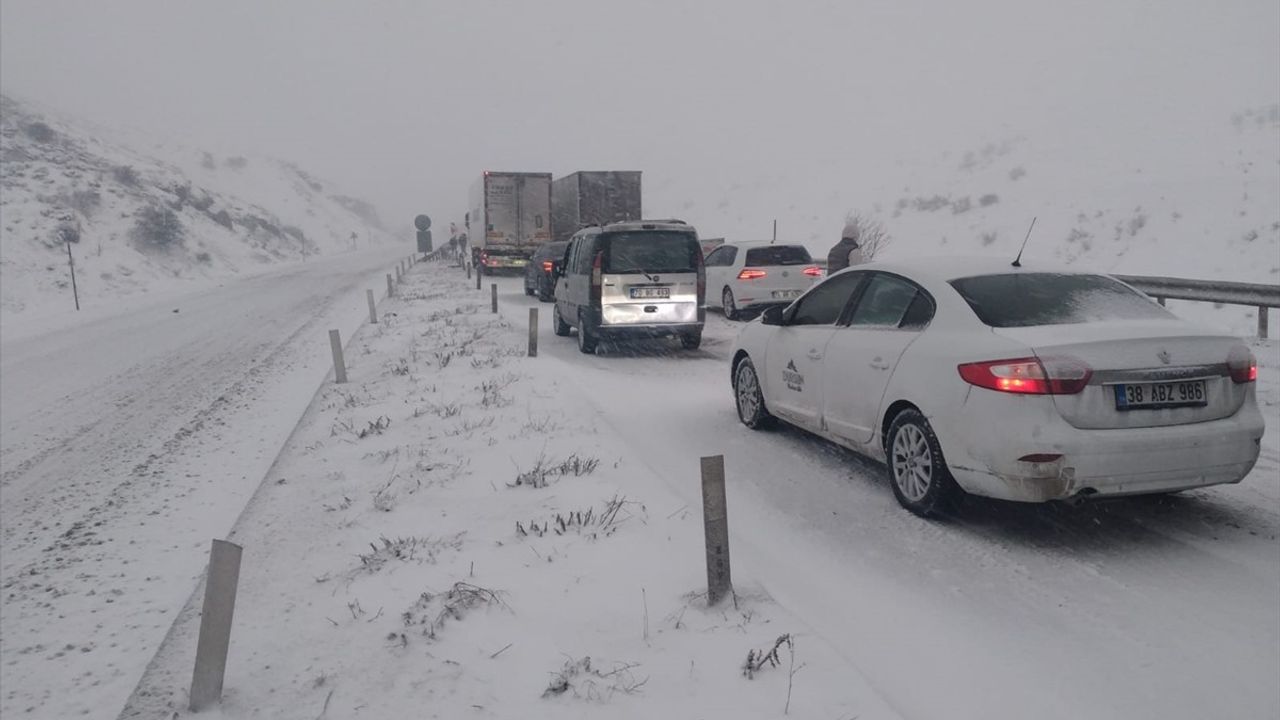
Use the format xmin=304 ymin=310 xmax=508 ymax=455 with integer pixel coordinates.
xmin=0 ymin=95 xmax=395 ymax=324
xmin=645 ymin=107 xmax=1280 ymax=276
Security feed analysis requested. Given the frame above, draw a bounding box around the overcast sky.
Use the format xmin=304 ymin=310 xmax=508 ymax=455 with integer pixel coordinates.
xmin=2 ymin=0 xmax=1277 ymax=236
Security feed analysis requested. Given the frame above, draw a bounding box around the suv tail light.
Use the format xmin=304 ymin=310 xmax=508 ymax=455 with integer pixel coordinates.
xmin=738 ymin=268 xmax=767 ymax=280
xmin=803 ymin=266 xmax=823 ymax=277
xmin=1228 ymin=345 xmax=1257 ymax=384
xmin=542 ymin=260 xmax=554 ymax=273
xmin=958 ymin=356 xmax=1092 ymax=395
xmin=696 ymin=251 xmax=706 ymax=301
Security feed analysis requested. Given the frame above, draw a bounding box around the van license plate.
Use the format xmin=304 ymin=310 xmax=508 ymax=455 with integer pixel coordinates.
xmin=630 ymin=287 xmax=670 ymax=299
xmin=1113 ymin=380 xmax=1207 ymax=410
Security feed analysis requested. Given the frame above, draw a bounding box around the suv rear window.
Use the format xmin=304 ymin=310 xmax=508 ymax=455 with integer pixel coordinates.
xmin=602 ymin=232 xmax=700 ymax=274
xmin=744 ymin=245 xmax=812 ymax=266
xmin=949 ymin=273 xmax=1173 ymax=327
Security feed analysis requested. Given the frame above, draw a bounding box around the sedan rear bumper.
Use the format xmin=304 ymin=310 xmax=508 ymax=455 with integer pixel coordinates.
xmin=941 ymin=395 xmax=1265 ymax=503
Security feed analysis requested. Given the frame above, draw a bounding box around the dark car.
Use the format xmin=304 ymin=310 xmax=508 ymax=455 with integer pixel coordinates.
xmin=524 ymin=241 xmax=568 ymax=302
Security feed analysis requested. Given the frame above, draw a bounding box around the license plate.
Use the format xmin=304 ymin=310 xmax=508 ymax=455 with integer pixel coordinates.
xmin=772 ymin=289 xmax=802 ymax=299
xmin=1113 ymin=380 xmax=1208 ymax=410
xmin=630 ymin=287 xmax=670 ymax=299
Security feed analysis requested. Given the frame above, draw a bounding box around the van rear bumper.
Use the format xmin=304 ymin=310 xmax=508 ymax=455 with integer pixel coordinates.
xmin=587 ymin=307 xmax=704 ymax=337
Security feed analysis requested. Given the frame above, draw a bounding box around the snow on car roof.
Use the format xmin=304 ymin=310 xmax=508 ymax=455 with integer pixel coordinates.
xmin=852 ymin=255 xmax=1088 ymax=284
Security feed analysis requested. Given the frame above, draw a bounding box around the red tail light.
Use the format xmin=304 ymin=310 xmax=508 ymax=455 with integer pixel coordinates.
xmin=802 ymin=266 xmax=823 ymax=277
xmin=590 ymin=251 xmax=603 ymax=304
xmin=542 ymin=260 xmax=553 ymax=273
xmin=1228 ymin=345 xmax=1257 ymax=384
xmin=696 ymin=252 xmax=705 ymax=301
xmin=738 ymin=268 xmax=767 ymax=280
xmin=958 ymin=356 xmax=1092 ymax=395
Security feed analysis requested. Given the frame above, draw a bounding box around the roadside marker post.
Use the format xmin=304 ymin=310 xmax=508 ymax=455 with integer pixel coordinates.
xmin=528 ymin=308 xmax=538 ymax=357
xmin=700 ymin=455 xmax=732 ymax=606
xmin=491 ymin=283 xmax=498 ymax=313
xmin=387 ymin=273 xmax=394 ymax=298
xmin=189 ymin=539 xmax=243 ymax=712
xmin=329 ymin=329 xmax=347 ymax=384
xmin=366 ymin=289 xmax=377 ymax=324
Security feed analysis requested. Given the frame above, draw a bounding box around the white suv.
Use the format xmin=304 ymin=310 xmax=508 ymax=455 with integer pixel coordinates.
xmin=704 ymin=242 xmax=823 ymax=320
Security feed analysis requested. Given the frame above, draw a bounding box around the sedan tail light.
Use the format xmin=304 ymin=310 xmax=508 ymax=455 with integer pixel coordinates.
xmin=1228 ymin=345 xmax=1257 ymax=384
xmin=738 ymin=268 xmax=767 ymax=280
xmin=802 ymin=266 xmax=823 ymax=277
xmin=542 ymin=260 xmax=554 ymax=273
xmin=958 ymin=356 xmax=1092 ymax=395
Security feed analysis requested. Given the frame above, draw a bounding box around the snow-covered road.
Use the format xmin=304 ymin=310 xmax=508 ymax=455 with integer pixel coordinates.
xmin=0 ymin=247 xmax=410 ymax=718
xmin=488 ymin=276 xmax=1280 ymax=719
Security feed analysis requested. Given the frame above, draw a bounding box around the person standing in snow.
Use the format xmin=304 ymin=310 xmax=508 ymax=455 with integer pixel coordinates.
xmin=827 ymin=220 xmax=863 ymax=274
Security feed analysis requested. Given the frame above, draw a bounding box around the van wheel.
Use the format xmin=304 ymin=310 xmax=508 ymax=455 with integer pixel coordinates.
xmin=552 ymin=304 xmax=571 ymax=337
xmin=733 ymin=357 xmax=775 ymax=429
xmin=576 ymin=312 xmax=598 ymax=354
xmin=680 ymin=330 xmax=702 ymax=350
xmin=886 ymin=409 xmax=961 ymax=518
xmin=722 ymin=288 xmax=740 ymax=321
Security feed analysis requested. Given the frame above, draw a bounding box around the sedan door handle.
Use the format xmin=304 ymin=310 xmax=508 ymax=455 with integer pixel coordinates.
xmin=869 ymin=357 xmax=890 ymax=370
xmin=807 ymin=349 xmax=823 ymax=361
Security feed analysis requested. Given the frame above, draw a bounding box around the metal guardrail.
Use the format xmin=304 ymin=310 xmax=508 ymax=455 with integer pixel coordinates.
xmin=1115 ymin=275 xmax=1280 ymax=339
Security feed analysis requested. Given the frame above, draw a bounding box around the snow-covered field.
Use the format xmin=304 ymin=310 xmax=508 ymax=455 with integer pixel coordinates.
xmin=107 ymin=261 xmax=1279 ymax=720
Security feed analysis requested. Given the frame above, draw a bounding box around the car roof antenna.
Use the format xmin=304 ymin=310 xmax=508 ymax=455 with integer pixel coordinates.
xmin=1011 ymin=216 xmax=1037 ymax=268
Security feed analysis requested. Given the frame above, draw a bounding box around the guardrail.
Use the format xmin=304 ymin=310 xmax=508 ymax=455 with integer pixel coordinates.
xmin=1115 ymin=275 xmax=1280 ymax=339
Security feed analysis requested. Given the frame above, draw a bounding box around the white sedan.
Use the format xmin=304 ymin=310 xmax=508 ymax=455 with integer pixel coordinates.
xmin=729 ymin=256 xmax=1265 ymax=516
xmin=704 ymin=242 xmax=824 ymax=320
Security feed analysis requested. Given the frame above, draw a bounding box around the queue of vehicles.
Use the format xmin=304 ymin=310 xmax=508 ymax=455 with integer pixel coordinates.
xmin=456 ymin=170 xmax=1265 ymax=518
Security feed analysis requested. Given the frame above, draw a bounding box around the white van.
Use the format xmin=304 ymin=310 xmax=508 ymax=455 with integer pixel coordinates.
xmin=551 ymin=220 xmax=706 ymax=354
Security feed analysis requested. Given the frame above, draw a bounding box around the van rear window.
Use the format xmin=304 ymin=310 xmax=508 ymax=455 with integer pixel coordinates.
xmin=602 ymin=232 xmax=700 ymax=274
xmin=744 ymin=246 xmax=812 ymax=266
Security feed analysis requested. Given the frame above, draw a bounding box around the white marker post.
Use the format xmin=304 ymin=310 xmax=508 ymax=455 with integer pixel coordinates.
xmin=700 ymin=455 xmax=732 ymax=606
xmin=329 ymin=329 xmax=347 ymax=384
xmin=189 ymin=539 xmax=243 ymax=712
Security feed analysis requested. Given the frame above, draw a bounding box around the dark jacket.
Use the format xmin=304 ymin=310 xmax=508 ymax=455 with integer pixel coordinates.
xmin=827 ymin=236 xmax=860 ymax=273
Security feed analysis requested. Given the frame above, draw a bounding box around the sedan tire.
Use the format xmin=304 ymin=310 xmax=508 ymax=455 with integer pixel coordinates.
xmin=886 ymin=409 xmax=960 ymax=517
xmin=723 ymin=287 xmax=740 ymax=321
xmin=733 ymin=357 xmax=775 ymax=429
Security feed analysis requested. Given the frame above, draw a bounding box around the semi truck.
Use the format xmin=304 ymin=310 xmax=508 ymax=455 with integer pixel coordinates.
xmin=550 ymin=171 xmax=642 ymax=244
xmin=465 ymin=171 xmax=553 ymax=272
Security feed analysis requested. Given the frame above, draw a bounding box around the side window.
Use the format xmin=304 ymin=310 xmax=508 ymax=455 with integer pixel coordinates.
xmin=788 ymin=272 xmax=864 ymax=326
xmin=704 ymin=246 xmax=730 ymax=266
xmin=899 ymin=293 xmax=935 ymax=329
xmin=724 ymin=246 xmax=739 ymax=265
xmin=848 ymin=274 xmax=924 ymax=328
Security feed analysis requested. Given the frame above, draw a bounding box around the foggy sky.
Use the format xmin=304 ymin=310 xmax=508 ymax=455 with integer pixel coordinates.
xmin=2 ymin=0 xmax=1277 ymax=236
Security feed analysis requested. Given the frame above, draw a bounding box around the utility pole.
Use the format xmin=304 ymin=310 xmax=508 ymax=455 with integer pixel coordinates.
xmin=771 ymin=219 xmax=777 ymax=244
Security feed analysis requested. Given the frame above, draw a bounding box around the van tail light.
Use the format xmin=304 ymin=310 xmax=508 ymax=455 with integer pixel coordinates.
xmin=958 ymin=356 xmax=1092 ymax=395
xmin=1228 ymin=345 xmax=1257 ymax=384
xmin=542 ymin=260 xmax=554 ymax=273
xmin=696 ymin=252 xmax=706 ymax=301
xmin=802 ymin=266 xmax=823 ymax=277
xmin=738 ymin=268 xmax=767 ymax=280
xmin=590 ymin=251 xmax=603 ymax=305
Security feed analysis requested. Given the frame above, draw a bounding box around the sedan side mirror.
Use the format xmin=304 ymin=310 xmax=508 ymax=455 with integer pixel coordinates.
xmin=761 ymin=305 xmax=785 ymax=326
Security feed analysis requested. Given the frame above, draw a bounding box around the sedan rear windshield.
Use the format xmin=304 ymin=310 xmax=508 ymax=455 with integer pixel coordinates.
xmin=602 ymin=232 xmax=700 ymax=274
xmin=949 ymin=273 xmax=1173 ymax=327
xmin=744 ymin=245 xmax=812 ymax=266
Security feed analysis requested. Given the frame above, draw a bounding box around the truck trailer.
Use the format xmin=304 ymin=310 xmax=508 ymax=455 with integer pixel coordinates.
xmin=550 ymin=171 xmax=642 ymax=244
xmin=465 ymin=171 xmax=553 ymax=272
